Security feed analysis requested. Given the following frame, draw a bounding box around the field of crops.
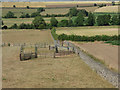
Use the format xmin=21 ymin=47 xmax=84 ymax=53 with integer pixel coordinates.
xmin=2 ymin=17 xmax=69 ymax=27
xmin=2 ymin=30 xmax=53 ymax=44
xmin=94 ymin=6 xmax=119 ymax=13
xmin=2 ymin=8 xmax=37 ymax=17
xmin=56 ymin=26 xmax=118 ymax=36
xmin=1 ymin=1 xmax=113 ymax=8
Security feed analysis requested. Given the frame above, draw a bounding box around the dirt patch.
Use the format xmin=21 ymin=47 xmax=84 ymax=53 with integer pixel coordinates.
xmin=72 ymin=41 xmax=118 ymax=71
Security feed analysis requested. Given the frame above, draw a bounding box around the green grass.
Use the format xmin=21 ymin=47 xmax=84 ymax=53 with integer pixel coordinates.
xmin=105 ymin=40 xmax=120 ymax=46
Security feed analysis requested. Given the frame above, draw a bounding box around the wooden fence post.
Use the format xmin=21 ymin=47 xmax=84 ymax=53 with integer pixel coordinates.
xmin=35 ymin=45 xmax=38 ymax=58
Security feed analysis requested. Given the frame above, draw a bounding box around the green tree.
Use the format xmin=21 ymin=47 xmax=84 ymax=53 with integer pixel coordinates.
xmin=68 ymin=7 xmax=78 ymax=16
xmin=10 ymin=24 xmax=18 ymax=29
xmin=4 ymin=11 xmax=17 ymax=18
xmin=87 ymin=12 xmax=95 ymax=26
xmin=111 ymin=15 xmax=119 ymax=25
xmin=50 ymin=17 xmax=58 ymax=27
xmin=112 ymin=1 xmax=115 ymax=6
xmin=57 ymin=20 xmax=68 ymax=27
xmin=2 ymin=20 xmax=4 ymax=25
xmin=32 ymin=16 xmax=46 ymax=29
xmin=78 ymin=9 xmax=88 ymax=16
xmin=27 ymin=6 xmax=30 ymax=9
xmin=97 ymin=15 xmax=111 ymax=26
xmin=31 ymin=12 xmax=41 ymax=17
xmin=68 ymin=19 xmax=74 ymax=27
xmin=13 ymin=5 xmax=16 ymax=8
xmin=37 ymin=8 xmax=45 ymax=13
xmin=74 ymin=12 xmax=84 ymax=26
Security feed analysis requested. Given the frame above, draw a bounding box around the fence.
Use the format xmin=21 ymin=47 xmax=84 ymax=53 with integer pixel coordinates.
xmin=19 ymin=41 xmax=76 ymax=61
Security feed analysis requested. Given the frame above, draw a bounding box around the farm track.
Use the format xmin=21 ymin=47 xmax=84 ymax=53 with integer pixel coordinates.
xmin=66 ymin=41 xmax=119 ymax=87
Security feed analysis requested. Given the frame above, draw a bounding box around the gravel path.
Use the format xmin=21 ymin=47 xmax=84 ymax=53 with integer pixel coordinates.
xmin=51 ymin=32 xmax=119 ymax=88
xmin=65 ymin=41 xmax=119 ymax=88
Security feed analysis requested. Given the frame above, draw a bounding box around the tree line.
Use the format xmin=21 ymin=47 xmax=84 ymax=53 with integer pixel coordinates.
xmin=51 ymin=28 xmax=119 ymax=42
xmin=2 ymin=7 xmax=120 ymax=29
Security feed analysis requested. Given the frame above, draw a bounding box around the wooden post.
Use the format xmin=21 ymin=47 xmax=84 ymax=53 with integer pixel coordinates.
xmin=35 ymin=45 xmax=38 ymax=58
xmin=49 ymin=45 xmax=50 ymax=50
xmin=55 ymin=45 xmax=58 ymax=53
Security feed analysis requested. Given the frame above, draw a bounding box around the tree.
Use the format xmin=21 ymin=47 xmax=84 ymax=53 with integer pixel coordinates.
xmin=31 ymin=12 xmax=41 ymax=17
xmin=57 ymin=20 xmax=68 ymax=27
xmin=13 ymin=5 xmax=16 ymax=8
xmin=112 ymin=1 xmax=115 ymax=6
xmin=25 ymin=13 xmax=30 ymax=18
xmin=68 ymin=7 xmax=78 ymax=16
xmin=74 ymin=12 xmax=84 ymax=26
xmin=19 ymin=23 xmax=27 ymax=29
xmin=2 ymin=25 xmax=7 ymax=29
xmin=87 ymin=12 xmax=95 ymax=26
xmin=94 ymin=3 xmax=97 ymax=6
xmin=68 ymin=19 xmax=74 ymax=27
xmin=27 ymin=6 xmax=30 ymax=9
xmin=32 ymin=16 xmax=46 ymax=29
xmin=37 ymin=8 xmax=45 ymax=13
xmin=4 ymin=11 xmax=17 ymax=18
xmin=111 ymin=15 xmax=119 ymax=25
xmin=10 ymin=24 xmax=18 ymax=29
xmin=78 ymin=9 xmax=88 ymax=16
xmin=2 ymin=20 xmax=4 ymax=25
xmin=97 ymin=15 xmax=111 ymax=26
xmin=50 ymin=17 xmax=58 ymax=27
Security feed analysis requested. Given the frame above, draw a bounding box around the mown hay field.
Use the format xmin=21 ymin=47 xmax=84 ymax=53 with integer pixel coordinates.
xmin=72 ymin=41 xmax=119 ymax=71
xmin=2 ymin=30 xmax=53 ymax=44
xmin=2 ymin=17 xmax=69 ymax=27
xmin=94 ymin=6 xmax=119 ymax=13
xmin=56 ymin=26 xmax=118 ymax=36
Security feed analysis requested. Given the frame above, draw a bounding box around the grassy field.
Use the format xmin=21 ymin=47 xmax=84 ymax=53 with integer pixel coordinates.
xmin=2 ymin=30 xmax=53 ymax=44
xmin=2 ymin=29 xmax=115 ymax=88
xmin=2 ymin=47 xmax=114 ymax=88
xmin=56 ymin=26 xmax=118 ymax=36
xmin=2 ymin=17 xmax=69 ymax=27
xmin=72 ymin=41 xmax=119 ymax=71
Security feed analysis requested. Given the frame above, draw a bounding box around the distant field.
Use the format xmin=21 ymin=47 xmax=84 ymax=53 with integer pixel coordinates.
xmin=2 ymin=18 xmax=34 ymax=27
xmin=41 ymin=8 xmax=69 ymax=15
xmin=94 ymin=6 xmax=119 ymax=13
xmin=2 ymin=8 xmax=37 ymax=17
xmin=2 ymin=30 xmax=53 ymax=44
xmin=1 ymin=1 xmax=113 ymax=8
xmin=2 ymin=17 xmax=69 ymax=27
xmin=56 ymin=26 xmax=118 ymax=36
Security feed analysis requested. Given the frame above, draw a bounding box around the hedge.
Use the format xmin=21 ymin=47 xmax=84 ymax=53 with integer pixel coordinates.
xmin=58 ymin=34 xmax=119 ymax=42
